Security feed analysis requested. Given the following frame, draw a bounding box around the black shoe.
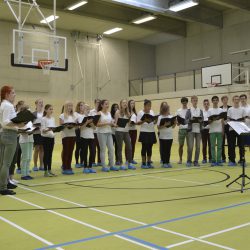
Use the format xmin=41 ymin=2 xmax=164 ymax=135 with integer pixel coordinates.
xmin=0 ymin=189 xmax=16 ymax=195
xmin=7 ymin=182 xmax=17 ymax=189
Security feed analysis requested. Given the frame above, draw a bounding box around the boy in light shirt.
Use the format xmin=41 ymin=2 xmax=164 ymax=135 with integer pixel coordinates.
xmin=208 ymin=96 xmax=224 ymax=166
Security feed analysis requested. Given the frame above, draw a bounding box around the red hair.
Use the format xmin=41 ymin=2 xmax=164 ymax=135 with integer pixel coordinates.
xmin=1 ymin=85 xmax=13 ymax=102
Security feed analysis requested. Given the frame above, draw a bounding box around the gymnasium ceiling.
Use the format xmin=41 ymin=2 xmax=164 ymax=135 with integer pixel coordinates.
xmin=0 ymin=0 xmax=250 ymax=44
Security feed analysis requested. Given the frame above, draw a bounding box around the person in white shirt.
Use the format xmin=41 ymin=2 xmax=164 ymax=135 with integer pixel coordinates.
xmin=97 ymin=100 xmax=119 ymax=172
xmin=41 ymin=104 xmax=57 ymax=177
xmin=157 ymin=102 xmax=176 ymax=168
xmin=227 ymin=95 xmax=245 ymax=166
xmin=79 ymin=104 xmax=96 ymax=174
xmin=89 ymin=99 xmax=102 ymax=166
xmin=115 ymin=99 xmax=136 ymax=170
xmin=125 ymin=100 xmax=138 ymax=164
xmin=59 ymin=101 xmax=77 ymax=175
xmin=240 ymin=94 xmax=250 ymax=148
xmin=0 ymin=86 xmax=25 ymax=195
xmin=185 ymin=96 xmax=203 ymax=167
xmin=19 ymin=106 xmax=34 ymax=180
xmin=176 ymin=97 xmax=188 ymax=164
xmin=110 ymin=103 xmax=119 ymax=165
xmin=32 ymin=99 xmax=44 ymax=171
xmin=137 ymin=99 xmax=157 ymax=169
xmin=220 ymin=95 xmax=231 ymax=163
xmin=201 ymin=99 xmax=212 ymax=164
xmin=74 ymin=101 xmax=85 ymax=168
xmin=208 ymin=96 xmax=224 ymax=166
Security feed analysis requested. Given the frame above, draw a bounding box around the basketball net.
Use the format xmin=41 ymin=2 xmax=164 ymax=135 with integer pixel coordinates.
xmin=38 ymin=60 xmax=54 ymax=75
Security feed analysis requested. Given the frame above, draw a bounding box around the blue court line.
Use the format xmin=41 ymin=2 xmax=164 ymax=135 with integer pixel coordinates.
xmin=36 ymin=200 xmax=250 ymax=250
xmin=118 ymin=233 xmax=168 ymax=250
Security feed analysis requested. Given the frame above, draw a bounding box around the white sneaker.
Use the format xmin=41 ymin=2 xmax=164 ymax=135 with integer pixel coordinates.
xmin=9 ymin=179 xmax=19 ymax=185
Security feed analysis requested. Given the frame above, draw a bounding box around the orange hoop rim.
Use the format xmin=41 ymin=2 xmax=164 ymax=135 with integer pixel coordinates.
xmin=38 ymin=59 xmax=54 ymax=68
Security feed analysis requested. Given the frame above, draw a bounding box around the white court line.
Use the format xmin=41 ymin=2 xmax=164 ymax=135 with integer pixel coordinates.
xmin=0 ymin=215 xmax=63 ymax=250
xmin=17 ymin=185 xmax=234 ymax=250
xmin=166 ymin=222 xmax=250 ymax=248
xmin=9 ymin=195 xmax=158 ymax=250
xmin=26 ymin=167 xmax=202 ymax=187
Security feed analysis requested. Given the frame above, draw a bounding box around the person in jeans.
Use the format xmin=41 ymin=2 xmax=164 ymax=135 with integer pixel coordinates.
xmin=227 ymin=95 xmax=245 ymax=166
xmin=220 ymin=95 xmax=231 ymax=163
xmin=176 ymin=97 xmax=188 ymax=164
xmin=201 ymin=99 xmax=211 ymax=164
xmin=0 ymin=86 xmax=24 ymax=195
xmin=208 ymin=96 xmax=224 ymax=166
xmin=41 ymin=104 xmax=56 ymax=177
xmin=185 ymin=95 xmax=203 ymax=167
xmin=115 ymin=99 xmax=136 ymax=170
xmin=97 ymin=100 xmax=119 ymax=172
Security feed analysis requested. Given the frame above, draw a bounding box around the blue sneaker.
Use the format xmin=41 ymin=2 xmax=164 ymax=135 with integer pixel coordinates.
xmin=21 ymin=176 xmax=30 ymax=180
xmin=221 ymin=159 xmax=226 ymax=163
xmin=128 ymin=165 xmax=136 ymax=170
xmin=39 ymin=167 xmax=44 ymax=171
xmin=141 ymin=164 xmax=149 ymax=169
xmin=16 ymin=169 xmax=21 ymax=174
xmin=92 ymin=163 xmax=97 ymax=167
xmin=167 ymin=163 xmax=173 ymax=168
xmin=162 ymin=164 xmax=168 ymax=168
xmin=186 ymin=162 xmax=192 ymax=167
xmin=193 ymin=162 xmax=200 ymax=167
xmin=33 ymin=166 xmax=39 ymax=171
xmin=211 ymin=162 xmax=217 ymax=167
xmin=147 ymin=163 xmax=154 ymax=169
xmin=131 ymin=160 xmax=137 ymax=164
xmin=75 ymin=163 xmax=82 ymax=168
xmin=217 ymin=162 xmax=224 ymax=166
xmin=110 ymin=166 xmax=119 ymax=171
xmin=202 ymin=159 xmax=207 ymax=164
xmin=102 ymin=167 xmax=110 ymax=172
xmin=228 ymin=162 xmax=237 ymax=167
xmin=26 ymin=175 xmax=34 ymax=180
xmin=119 ymin=166 xmax=128 ymax=171
xmin=83 ymin=168 xmax=90 ymax=174
xmin=62 ymin=169 xmax=74 ymax=175
xmin=89 ymin=168 xmax=96 ymax=173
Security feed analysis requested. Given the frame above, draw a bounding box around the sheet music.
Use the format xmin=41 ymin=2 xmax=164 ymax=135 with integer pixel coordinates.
xmin=228 ymin=121 xmax=250 ymax=135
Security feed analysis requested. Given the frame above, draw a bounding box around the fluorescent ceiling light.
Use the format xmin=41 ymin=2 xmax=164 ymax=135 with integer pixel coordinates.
xmin=67 ymin=1 xmax=88 ymax=11
xmin=40 ymin=15 xmax=59 ymax=24
xmin=132 ymin=14 xmax=157 ymax=24
xmin=103 ymin=27 xmax=123 ymax=35
xmin=169 ymin=0 xmax=199 ymax=12
xmin=192 ymin=56 xmax=211 ymax=62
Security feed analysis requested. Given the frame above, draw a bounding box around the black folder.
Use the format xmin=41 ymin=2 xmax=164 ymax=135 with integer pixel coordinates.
xmin=159 ymin=116 xmax=176 ymax=128
xmin=229 ymin=117 xmax=245 ymax=122
xmin=177 ymin=115 xmax=186 ymax=125
xmin=62 ymin=123 xmax=77 ymax=129
xmin=11 ymin=110 xmax=36 ymax=124
xmin=208 ymin=111 xmax=227 ymax=121
xmin=117 ymin=118 xmax=130 ymax=128
xmin=203 ymin=121 xmax=209 ymax=127
xmin=141 ymin=114 xmax=159 ymax=123
xmin=48 ymin=125 xmax=65 ymax=133
xmin=191 ymin=116 xmax=202 ymax=123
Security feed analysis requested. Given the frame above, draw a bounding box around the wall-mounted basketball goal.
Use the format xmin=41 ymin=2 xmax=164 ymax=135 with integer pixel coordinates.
xmin=5 ymin=0 xmax=68 ymax=73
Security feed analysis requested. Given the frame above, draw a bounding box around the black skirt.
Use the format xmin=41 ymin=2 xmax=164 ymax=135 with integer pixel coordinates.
xmin=33 ymin=134 xmax=44 ymax=145
xmin=139 ymin=132 xmax=157 ymax=144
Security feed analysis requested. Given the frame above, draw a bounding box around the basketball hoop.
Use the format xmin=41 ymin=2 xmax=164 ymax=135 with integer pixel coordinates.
xmin=38 ymin=60 xmax=54 ymax=75
xmin=206 ymin=82 xmax=219 ymax=88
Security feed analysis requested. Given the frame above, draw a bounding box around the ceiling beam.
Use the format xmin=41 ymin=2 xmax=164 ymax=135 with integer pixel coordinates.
xmin=206 ymin=0 xmax=250 ymax=11
xmin=102 ymin=0 xmax=223 ymax=28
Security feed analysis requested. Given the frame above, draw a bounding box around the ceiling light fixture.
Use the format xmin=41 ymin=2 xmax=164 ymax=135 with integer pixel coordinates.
xmin=132 ymin=14 xmax=157 ymax=24
xmin=169 ymin=0 xmax=199 ymax=12
xmin=103 ymin=27 xmax=123 ymax=35
xmin=192 ymin=56 xmax=211 ymax=62
xmin=40 ymin=15 xmax=59 ymax=24
xmin=67 ymin=1 xmax=88 ymax=11
xmin=229 ymin=49 xmax=250 ymax=55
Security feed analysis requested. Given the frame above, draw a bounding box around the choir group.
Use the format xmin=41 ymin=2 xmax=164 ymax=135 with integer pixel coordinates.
xmin=0 ymin=85 xmax=250 ymax=195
